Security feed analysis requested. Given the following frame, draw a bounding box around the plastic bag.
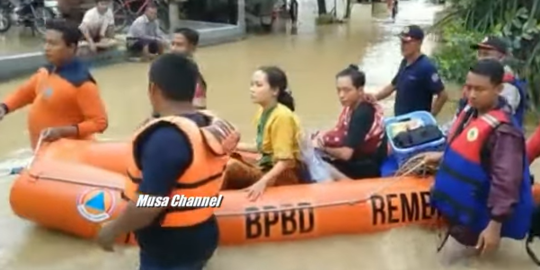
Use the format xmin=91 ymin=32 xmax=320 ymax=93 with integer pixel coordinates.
xmin=439 ymin=116 xmax=455 ymax=136
xmin=297 ymin=132 xmax=332 ymax=182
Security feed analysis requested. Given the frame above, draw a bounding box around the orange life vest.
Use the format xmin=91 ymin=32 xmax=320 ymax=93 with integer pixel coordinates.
xmin=122 ymin=113 xmax=240 ymax=227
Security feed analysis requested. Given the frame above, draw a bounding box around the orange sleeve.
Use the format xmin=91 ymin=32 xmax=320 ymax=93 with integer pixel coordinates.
xmin=75 ymin=81 xmax=108 ymax=137
xmin=3 ymin=71 xmax=40 ymax=112
xmin=527 ymin=126 xmax=540 ymax=164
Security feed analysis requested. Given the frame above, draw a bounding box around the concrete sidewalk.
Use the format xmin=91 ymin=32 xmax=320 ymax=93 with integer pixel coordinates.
xmin=0 ymin=20 xmax=245 ymax=82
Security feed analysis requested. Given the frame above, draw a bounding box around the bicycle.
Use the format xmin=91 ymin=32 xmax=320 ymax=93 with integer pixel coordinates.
xmin=112 ymin=0 xmax=169 ymax=33
xmin=0 ymin=0 xmax=55 ymax=35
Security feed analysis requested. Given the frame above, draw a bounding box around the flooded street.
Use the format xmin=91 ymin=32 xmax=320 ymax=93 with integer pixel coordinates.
xmin=0 ymin=1 xmax=539 ymax=269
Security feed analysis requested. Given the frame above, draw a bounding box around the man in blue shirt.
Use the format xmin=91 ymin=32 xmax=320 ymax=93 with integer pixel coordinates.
xmin=374 ymin=25 xmax=448 ymax=116
xmin=97 ymin=54 xmax=218 ymax=270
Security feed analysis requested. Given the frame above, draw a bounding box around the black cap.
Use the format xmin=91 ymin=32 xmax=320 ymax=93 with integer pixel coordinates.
xmin=398 ymin=25 xmax=424 ymax=41
xmin=471 ymin=36 xmax=508 ymax=54
xmin=470 ymin=59 xmax=505 ymax=84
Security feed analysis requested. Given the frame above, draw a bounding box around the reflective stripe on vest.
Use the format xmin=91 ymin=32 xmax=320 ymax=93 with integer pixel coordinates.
xmin=432 ymin=108 xmax=533 ymax=239
xmin=122 ymin=114 xmax=239 ymax=227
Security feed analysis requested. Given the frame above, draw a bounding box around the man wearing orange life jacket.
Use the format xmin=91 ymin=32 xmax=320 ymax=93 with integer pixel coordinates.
xmin=97 ymin=54 xmax=239 ymax=270
xmin=425 ymin=59 xmax=532 ymax=263
xmin=0 ymin=20 xmax=108 ymax=148
xmin=314 ymin=65 xmax=387 ymax=179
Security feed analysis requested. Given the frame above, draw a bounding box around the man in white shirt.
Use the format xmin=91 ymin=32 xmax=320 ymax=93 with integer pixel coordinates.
xmin=126 ymin=4 xmax=167 ymax=60
xmin=79 ymin=0 xmax=116 ymax=52
xmin=445 ymin=36 xmax=527 ymax=132
xmin=472 ymin=37 xmax=522 ymax=114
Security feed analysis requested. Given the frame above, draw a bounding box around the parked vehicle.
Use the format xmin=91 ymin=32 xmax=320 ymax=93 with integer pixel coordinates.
xmin=0 ymin=0 xmax=56 ymax=34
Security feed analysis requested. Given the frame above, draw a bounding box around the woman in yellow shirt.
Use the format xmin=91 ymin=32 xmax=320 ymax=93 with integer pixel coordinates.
xmin=224 ymin=66 xmax=305 ymax=200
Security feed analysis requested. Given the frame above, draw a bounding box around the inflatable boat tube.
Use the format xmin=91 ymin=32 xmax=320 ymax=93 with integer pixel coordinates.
xmin=35 ymin=139 xmax=131 ymax=175
xmin=9 ymin=139 xmax=540 ymax=246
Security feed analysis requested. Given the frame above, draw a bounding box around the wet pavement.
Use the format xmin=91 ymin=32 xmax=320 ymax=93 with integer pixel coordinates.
xmin=0 ymin=28 xmax=43 ymax=55
xmin=0 ymin=1 xmax=539 ymax=269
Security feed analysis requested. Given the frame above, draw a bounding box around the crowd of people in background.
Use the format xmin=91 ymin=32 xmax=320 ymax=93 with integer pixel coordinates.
xmin=76 ymin=0 xmax=169 ymax=59
xmin=73 ymin=0 xmax=300 ymax=58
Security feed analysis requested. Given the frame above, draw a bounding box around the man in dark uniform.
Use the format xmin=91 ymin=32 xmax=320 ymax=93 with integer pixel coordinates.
xmin=374 ymin=25 xmax=448 ymax=116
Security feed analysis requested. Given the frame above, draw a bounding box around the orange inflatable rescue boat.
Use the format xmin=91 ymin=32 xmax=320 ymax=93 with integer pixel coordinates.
xmin=9 ymin=139 xmax=540 ymax=246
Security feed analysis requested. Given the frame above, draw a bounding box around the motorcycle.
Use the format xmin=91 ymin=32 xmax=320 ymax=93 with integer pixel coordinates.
xmin=0 ymin=0 xmax=56 ymax=35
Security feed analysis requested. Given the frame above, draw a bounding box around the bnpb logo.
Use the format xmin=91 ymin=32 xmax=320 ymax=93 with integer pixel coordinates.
xmin=77 ymin=189 xmax=115 ymax=223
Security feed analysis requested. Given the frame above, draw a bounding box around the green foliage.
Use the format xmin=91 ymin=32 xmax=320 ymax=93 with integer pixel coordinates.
xmin=432 ymin=21 xmax=485 ymax=84
xmin=431 ymin=0 xmax=540 ymax=109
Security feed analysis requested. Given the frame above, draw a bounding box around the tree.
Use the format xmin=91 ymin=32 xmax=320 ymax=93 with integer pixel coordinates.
xmin=432 ymin=0 xmax=540 ymax=109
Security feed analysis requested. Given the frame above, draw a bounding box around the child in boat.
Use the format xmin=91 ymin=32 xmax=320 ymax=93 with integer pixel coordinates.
xmin=223 ymin=66 xmax=306 ymax=200
xmin=313 ymin=65 xmax=387 ymax=179
xmin=425 ymin=59 xmax=533 ymax=264
xmin=170 ymin=27 xmax=208 ymax=110
xmin=0 ymin=19 xmax=108 ymax=149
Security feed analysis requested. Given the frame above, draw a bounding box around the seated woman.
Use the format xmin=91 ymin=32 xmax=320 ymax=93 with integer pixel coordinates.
xmin=314 ymin=65 xmax=387 ymax=179
xmin=223 ymin=66 xmax=305 ymax=200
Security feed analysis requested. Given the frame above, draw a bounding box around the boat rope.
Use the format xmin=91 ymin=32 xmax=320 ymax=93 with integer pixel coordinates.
xmin=216 ymin=153 xmax=436 ymax=217
xmin=25 ymin=133 xmax=126 ymax=191
xmin=27 ymin=173 xmax=125 ymax=191
xmin=24 ymin=141 xmax=441 ymax=218
xmin=25 ymin=132 xmax=45 ymax=171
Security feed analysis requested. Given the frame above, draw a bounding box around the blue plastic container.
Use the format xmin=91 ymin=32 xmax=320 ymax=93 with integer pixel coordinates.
xmin=385 ymin=111 xmax=446 ymax=166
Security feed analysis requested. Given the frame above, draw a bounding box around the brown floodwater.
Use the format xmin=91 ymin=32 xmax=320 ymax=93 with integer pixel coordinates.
xmin=0 ymin=1 xmax=538 ymax=269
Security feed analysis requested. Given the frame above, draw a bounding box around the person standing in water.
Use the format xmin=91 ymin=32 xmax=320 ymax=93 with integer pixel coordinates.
xmin=289 ymin=0 xmax=298 ymax=27
xmin=97 ymin=54 xmax=239 ymax=270
xmin=425 ymin=59 xmax=533 ymax=264
xmin=224 ymin=66 xmax=306 ymax=200
xmin=0 ymin=19 xmax=108 ymax=149
xmin=456 ymin=36 xmax=527 ymax=129
xmin=374 ymin=25 xmax=448 ymax=116
xmin=390 ymin=0 xmax=398 ymax=21
xmin=314 ymin=65 xmax=387 ymax=179
xmin=171 ymin=27 xmax=207 ymax=109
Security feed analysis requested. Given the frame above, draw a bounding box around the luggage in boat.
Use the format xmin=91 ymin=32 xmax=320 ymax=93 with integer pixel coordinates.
xmin=385 ymin=111 xmax=446 ymax=166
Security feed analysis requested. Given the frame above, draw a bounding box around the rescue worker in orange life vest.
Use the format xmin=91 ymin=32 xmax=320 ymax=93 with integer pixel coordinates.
xmin=97 ymin=54 xmax=240 ymax=270
xmin=424 ymin=59 xmax=533 ymax=259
